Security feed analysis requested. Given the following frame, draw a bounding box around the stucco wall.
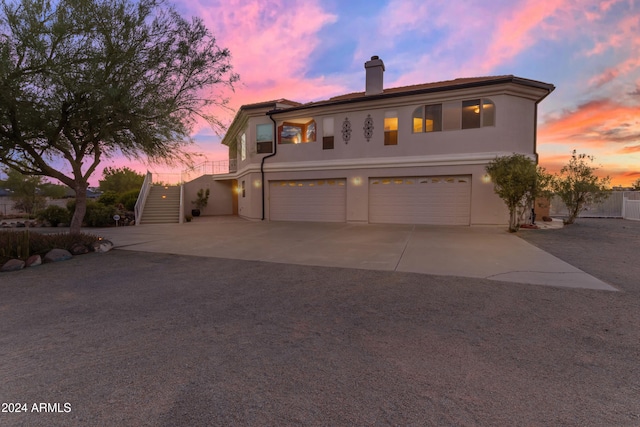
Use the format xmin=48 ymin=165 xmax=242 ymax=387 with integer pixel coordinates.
xmin=183 ymin=176 xmax=235 ymax=217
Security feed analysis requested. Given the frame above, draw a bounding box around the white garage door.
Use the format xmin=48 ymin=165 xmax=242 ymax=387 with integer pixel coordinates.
xmin=270 ymin=179 xmax=346 ymax=222
xmin=369 ymin=176 xmax=471 ymax=225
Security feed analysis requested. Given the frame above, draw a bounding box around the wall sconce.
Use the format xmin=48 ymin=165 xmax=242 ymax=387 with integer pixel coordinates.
xmin=482 ymin=174 xmax=491 ymax=184
xmin=352 ymin=177 xmax=362 ymax=186
xmin=254 ymin=180 xmax=262 ymax=188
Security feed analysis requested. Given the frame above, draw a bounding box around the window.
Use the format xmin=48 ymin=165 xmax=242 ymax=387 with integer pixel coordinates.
xmin=384 ymin=111 xmax=398 ymax=145
xmin=240 ymin=133 xmax=246 ymax=160
xmin=323 ymin=117 xmax=334 ymax=149
xmin=412 ymin=104 xmax=442 ymax=133
xmin=256 ymin=123 xmax=273 ymax=154
xmin=278 ymin=119 xmax=316 ymax=144
xmin=462 ymin=98 xmax=495 ymax=129
xmin=241 ymin=180 xmax=245 ymax=197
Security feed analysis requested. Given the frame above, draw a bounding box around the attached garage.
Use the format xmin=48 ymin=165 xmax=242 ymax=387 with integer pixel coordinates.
xmin=369 ymin=176 xmax=471 ymax=225
xmin=270 ymin=179 xmax=346 ymax=222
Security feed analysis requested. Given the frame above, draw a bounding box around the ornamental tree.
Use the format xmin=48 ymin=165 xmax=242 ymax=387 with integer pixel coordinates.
xmin=552 ymin=150 xmax=610 ymax=224
xmin=485 ymin=154 xmax=552 ymax=232
xmin=0 ymin=0 xmax=238 ymax=233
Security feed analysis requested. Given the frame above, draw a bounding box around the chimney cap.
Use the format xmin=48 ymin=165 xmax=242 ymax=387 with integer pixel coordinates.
xmin=371 ymin=55 xmax=379 ymax=60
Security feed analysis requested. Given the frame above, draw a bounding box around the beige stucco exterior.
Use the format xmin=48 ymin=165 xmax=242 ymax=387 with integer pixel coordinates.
xmin=198 ymin=69 xmax=553 ymax=226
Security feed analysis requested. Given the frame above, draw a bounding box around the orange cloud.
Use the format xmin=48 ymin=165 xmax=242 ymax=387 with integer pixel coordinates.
xmin=539 ymin=99 xmax=640 ymax=146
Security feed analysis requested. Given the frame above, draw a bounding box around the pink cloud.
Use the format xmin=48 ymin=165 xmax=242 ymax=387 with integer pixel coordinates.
xmin=183 ymin=0 xmax=341 ymax=111
xmin=479 ymin=0 xmax=568 ymax=72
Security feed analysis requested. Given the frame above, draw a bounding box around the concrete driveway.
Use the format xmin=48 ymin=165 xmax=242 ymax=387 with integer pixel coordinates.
xmin=100 ymin=217 xmax=615 ymax=291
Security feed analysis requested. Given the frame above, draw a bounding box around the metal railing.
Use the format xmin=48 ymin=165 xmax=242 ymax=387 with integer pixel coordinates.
xmin=148 ymin=159 xmax=238 ymax=186
xmin=134 ymin=171 xmax=153 ymax=225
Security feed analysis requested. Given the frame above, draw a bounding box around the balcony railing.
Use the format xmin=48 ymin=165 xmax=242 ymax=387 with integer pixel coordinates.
xmin=149 ymin=159 xmax=237 ymax=185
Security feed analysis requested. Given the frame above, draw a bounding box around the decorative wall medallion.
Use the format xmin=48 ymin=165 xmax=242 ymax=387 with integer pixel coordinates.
xmin=363 ymin=114 xmax=374 ymax=142
xmin=342 ymin=117 xmax=352 ymax=144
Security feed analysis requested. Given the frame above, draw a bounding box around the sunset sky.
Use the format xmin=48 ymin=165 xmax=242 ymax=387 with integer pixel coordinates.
xmin=106 ymin=0 xmax=639 ymax=187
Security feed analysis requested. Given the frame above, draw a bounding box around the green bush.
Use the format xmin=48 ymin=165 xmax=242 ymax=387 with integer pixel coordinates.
xmin=98 ymin=191 xmax=118 ymax=206
xmin=66 ymin=199 xmax=116 ymax=227
xmin=84 ymin=203 xmax=116 ymax=227
xmin=117 ymin=189 xmax=140 ymax=211
xmin=37 ymin=205 xmax=70 ymax=227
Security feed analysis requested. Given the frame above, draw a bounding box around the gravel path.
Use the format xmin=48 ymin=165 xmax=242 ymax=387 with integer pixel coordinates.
xmin=1 ymin=218 xmax=639 ymax=426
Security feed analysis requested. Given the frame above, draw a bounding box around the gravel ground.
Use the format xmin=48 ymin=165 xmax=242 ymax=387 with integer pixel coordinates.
xmin=1 ymin=218 xmax=639 ymax=426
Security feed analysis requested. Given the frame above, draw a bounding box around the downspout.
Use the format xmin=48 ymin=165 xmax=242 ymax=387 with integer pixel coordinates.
xmin=533 ymin=86 xmax=555 ymax=164
xmin=261 ymin=113 xmax=278 ymax=220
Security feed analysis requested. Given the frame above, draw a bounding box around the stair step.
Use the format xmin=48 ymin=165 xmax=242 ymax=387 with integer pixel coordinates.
xmin=139 ymin=185 xmax=182 ymax=224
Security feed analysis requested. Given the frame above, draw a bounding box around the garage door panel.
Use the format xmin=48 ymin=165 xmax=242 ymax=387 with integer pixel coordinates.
xmin=270 ymin=179 xmax=346 ymax=222
xmin=369 ymin=176 xmax=471 ymax=225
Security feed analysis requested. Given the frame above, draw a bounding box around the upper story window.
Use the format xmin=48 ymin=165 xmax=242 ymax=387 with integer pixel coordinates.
xmin=278 ymin=119 xmax=316 ymax=144
xmin=256 ymin=123 xmax=273 ymax=153
xmin=323 ymin=117 xmax=334 ymax=150
xmin=412 ymin=104 xmax=442 ymax=133
xmin=462 ymin=99 xmax=495 ymax=129
xmin=384 ymin=111 xmax=398 ymax=145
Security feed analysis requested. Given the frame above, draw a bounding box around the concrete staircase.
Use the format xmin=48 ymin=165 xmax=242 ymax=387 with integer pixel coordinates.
xmin=139 ymin=185 xmax=181 ymax=224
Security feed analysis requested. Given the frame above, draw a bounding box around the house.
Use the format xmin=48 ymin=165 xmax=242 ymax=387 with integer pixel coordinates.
xmin=188 ymin=56 xmax=554 ymax=226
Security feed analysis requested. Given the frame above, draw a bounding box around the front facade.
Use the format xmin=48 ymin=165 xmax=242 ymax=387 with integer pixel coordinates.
xmin=215 ymin=57 xmax=554 ymax=226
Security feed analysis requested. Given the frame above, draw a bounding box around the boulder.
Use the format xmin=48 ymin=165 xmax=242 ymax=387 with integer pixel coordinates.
xmin=26 ymin=254 xmax=42 ymax=267
xmin=91 ymin=239 xmax=114 ymax=253
xmin=1 ymin=259 xmax=25 ymax=272
xmin=70 ymin=243 xmax=89 ymax=255
xmin=44 ymin=248 xmax=73 ymax=263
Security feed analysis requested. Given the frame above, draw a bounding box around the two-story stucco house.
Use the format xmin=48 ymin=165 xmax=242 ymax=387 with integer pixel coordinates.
xmin=203 ymin=56 xmax=554 ymax=226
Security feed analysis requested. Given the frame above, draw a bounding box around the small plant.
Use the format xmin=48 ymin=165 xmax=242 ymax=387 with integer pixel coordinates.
xmin=192 ymin=188 xmax=210 ymax=209
xmin=191 ymin=188 xmax=210 ymax=217
xmin=185 ymin=214 xmax=193 ymax=222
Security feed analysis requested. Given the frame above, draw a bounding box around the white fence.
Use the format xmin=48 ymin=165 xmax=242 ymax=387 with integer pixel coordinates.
xmin=623 ymin=192 xmax=640 ymax=221
xmin=550 ymin=191 xmax=640 ymax=219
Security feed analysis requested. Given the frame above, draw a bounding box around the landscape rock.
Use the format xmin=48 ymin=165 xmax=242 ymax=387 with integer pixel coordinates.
xmin=44 ymin=248 xmax=73 ymax=263
xmin=26 ymin=254 xmax=42 ymax=267
xmin=70 ymin=243 xmax=90 ymax=255
xmin=1 ymin=259 xmax=25 ymax=272
xmin=91 ymin=239 xmax=114 ymax=253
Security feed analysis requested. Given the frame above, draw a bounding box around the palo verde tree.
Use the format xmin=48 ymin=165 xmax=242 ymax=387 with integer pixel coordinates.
xmin=552 ymin=150 xmax=610 ymax=225
xmin=0 ymin=0 xmax=238 ymax=233
xmin=485 ymin=153 xmax=552 ymax=232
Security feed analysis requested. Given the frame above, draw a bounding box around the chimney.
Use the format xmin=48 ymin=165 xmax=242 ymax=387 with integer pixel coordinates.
xmin=365 ymin=55 xmax=385 ymax=96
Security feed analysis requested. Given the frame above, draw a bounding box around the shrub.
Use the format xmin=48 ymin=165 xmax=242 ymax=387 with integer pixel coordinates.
xmin=98 ymin=191 xmax=118 ymax=206
xmin=37 ymin=205 xmax=70 ymax=227
xmin=84 ymin=203 xmax=116 ymax=227
xmin=118 ymin=189 xmax=140 ymax=211
xmin=0 ymin=230 xmax=100 ymax=264
xmin=66 ymin=199 xmax=116 ymax=227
